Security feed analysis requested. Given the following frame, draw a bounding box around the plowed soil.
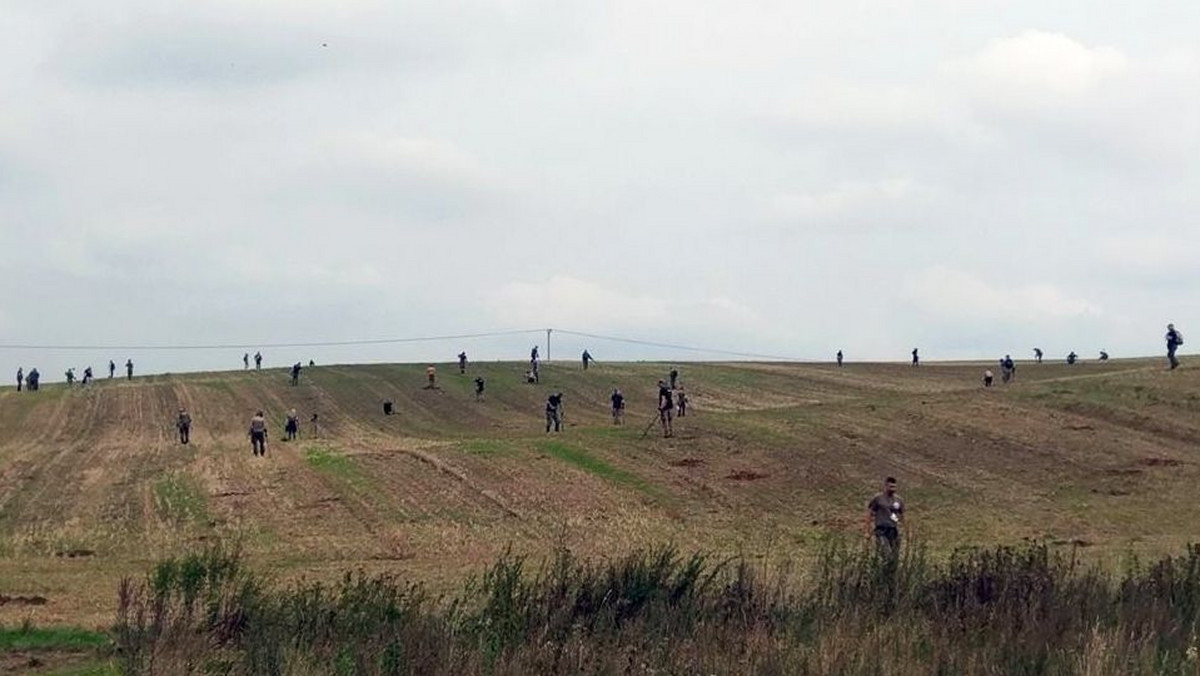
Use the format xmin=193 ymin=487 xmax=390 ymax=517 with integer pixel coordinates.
xmin=2 ymin=357 xmax=1198 ymax=627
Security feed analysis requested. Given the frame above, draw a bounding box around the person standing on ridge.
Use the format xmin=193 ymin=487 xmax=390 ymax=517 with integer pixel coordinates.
xmin=243 ymin=353 xmax=249 ymax=370
xmin=911 ymin=348 xmax=920 ymax=367
xmin=545 ymin=392 xmax=563 ymax=433
xmin=1067 ymin=351 xmax=1078 ymax=365
xmin=582 ymin=350 xmax=593 ymax=370
xmin=425 ymin=364 xmax=437 ymax=389
xmin=1033 ymin=348 xmax=1043 ymax=364
xmin=531 ymin=358 xmax=540 ymax=384
xmin=474 ymin=376 xmax=485 ymax=401
xmin=1166 ymin=323 xmax=1184 ymax=370
xmin=249 ymin=411 xmax=268 ymax=456
xmin=531 ymin=345 xmax=539 ymax=362
xmin=657 ymin=380 xmax=675 ymax=438
xmin=65 ymin=368 xmax=75 ymax=386
xmin=125 ymin=359 xmax=134 ymax=380
xmin=109 ymin=360 xmax=116 ymax=379
xmin=458 ymin=352 xmax=468 ymax=374
xmin=177 ymin=407 xmax=192 ymax=445
xmin=669 ymin=368 xmax=679 ymax=389
xmin=82 ymin=366 xmax=93 ymax=385
xmin=1099 ymin=350 xmax=1109 ymax=361
xmin=15 ymin=367 xmax=23 ymax=392
xmin=866 ymin=477 xmax=905 ymax=556
xmin=27 ymin=368 xmax=39 ymax=391
xmin=611 ymin=388 xmax=624 ymax=424
xmin=837 ymin=350 xmax=843 ymax=367
xmin=254 ymin=352 xmax=263 ymax=370
xmin=290 ymin=362 xmax=302 ymax=386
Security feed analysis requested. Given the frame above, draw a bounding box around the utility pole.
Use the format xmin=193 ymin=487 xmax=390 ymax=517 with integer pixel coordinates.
xmin=546 ymin=328 xmax=552 ymax=362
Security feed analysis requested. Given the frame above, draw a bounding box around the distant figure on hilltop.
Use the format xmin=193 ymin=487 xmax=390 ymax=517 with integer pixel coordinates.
xmin=911 ymin=348 xmax=920 ymax=367
xmin=1166 ymin=323 xmax=1184 ymax=370
xmin=109 ymin=360 xmax=116 ymax=379
xmin=65 ymin=368 xmax=75 ymax=386
xmin=866 ymin=477 xmax=905 ymax=556
xmin=545 ymin=392 xmax=563 ymax=433
xmin=611 ymin=388 xmax=624 ymax=424
xmin=1099 ymin=350 xmax=1109 ymax=361
xmin=177 ymin=408 xmax=192 ymax=445
xmin=290 ymin=362 xmax=302 ymax=386
xmin=458 ymin=351 xmax=468 ymax=374
xmin=27 ymin=368 xmax=39 ymax=391
xmin=837 ymin=350 xmax=843 ymax=367
xmin=243 ymin=353 xmax=249 ymax=370
xmin=531 ymin=345 xmax=539 ymax=362
xmin=248 ymin=411 xmax=268 ymax=456
xmin=474 ymin=377 xmax=485 ymax=401
xmin=82 ymin=366 xmax=92 ymax=385
xmin=582 ymin=349 xmax=593 ymax=370
xmin=669 ymin=368 xmax=679 ymax=389
xmin=125 ymin=359 xmax=134 ymax=380
xmin=1033 ymin=348 xmax=1043 ymax=364
xmin=1067 ymin=351 xmax=1078 ymax=365
xmin=254 ymin=352 xmax=263 ymax=370
xmin=531 ymin=358 xmax=540 ymax=384
xmin=15 ymin=367 xmax=23 ymax=392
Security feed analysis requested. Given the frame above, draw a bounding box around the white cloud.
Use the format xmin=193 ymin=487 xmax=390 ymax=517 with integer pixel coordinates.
xmin=902 ymin=267 xmax=1102 ymax=323
xmin=488 ymin=276 xmax=667 ymax=329
xmin=769 ymin=178 xmax=934 ymax=225
xmin=948 ymin=30 xmax=1129 ymax=103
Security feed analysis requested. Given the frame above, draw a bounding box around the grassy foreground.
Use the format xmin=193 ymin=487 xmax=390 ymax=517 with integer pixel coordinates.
xmin=114 ymin=542 xmax=1200 ymax=675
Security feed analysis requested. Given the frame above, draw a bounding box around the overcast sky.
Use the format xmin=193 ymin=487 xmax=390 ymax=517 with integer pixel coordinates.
xmin=2 ymin=1 xmax=1198 ymax=379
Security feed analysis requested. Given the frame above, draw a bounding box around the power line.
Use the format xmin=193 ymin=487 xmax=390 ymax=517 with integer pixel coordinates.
xmin=0 ymin=328 xmax=546 ymax=352
xmin=553 ymin=329 xmax=804 ymax=362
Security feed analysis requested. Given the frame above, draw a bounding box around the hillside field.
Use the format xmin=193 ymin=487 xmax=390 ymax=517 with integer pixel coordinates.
xmin=1 ymin=357 xmax=1197 ymax=628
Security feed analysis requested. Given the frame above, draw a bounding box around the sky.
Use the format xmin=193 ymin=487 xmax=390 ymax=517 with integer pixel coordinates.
xmin=2 ymin=1 xmax=1198 ymax=379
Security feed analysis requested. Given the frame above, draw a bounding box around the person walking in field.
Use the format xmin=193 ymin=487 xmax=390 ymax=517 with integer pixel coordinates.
xmin=582 ymin=350 xmax=593 ymax=370
xmin=458 ymin=352 xmax=468 ymax=374
xmin=657 ymin=380 xmax=675 ymax=438
xmin=837 ymin=350 xmax=843 ymax=367
xmin=983 ymin=369 xmax=994 ymax=387
xmin=309 ymin=413 xmax=319 ymax=437
xmin=285 ymin=409 xmax=300 ymax=441
xmin=866 ymin=477 xmax=905 ymax=556
xmin=177 ymin=407 xmax=192 ymax=445
xmin=531 ymin=345 xmax=539 ymax=362
xmin=611 ymin=388 xmax=625 ymax=424
xmin=669 ymin=368 xmax=679 ymax=390
xmin=249 ymin=411 xmax=268 ymax=456
xmin=125 ymin=359 xmax=134 ymax=380
xmin=1166 ymin=323 xmax=1184 ymax=370
xmin=1033 ymin=348 xmax=1043 ymax=364
xmin=15 ymin=367 xmax=22 ymax=392
xmin=531 ymin=358 xmax=540 ymax=384
xmin=545 ymin=392 xmax=563 ymax=433
xmin=254 ymin=352 xmax=263 ymax=370
xmin=911 ymin=348 xmax=920 ymax=367
xmin=474 ymin=376 xmax=485 ymax=401
xmin=290 ymin=362 xmax=302 ymax=386
xmin=1000 ymin=355 xmax=1015 ymax=384
xmin=676 ymin=388 xmax=689 ymax=417
xmin=425 ymin=364 xmax=437 ymax=389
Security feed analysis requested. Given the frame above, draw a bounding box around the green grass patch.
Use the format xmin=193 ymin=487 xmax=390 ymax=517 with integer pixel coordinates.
xmin=459 ymin=439 xmax=516 ymax=456
xmin=536 ymin=440 xmax=661 ymax=499
xmin=153 ymin=473 xmax=208 ymax=525
xmin=303 ymin=446 xmax=365 ymax=484
xmin=46 ymin=660 xmax=120 ymax=676
xmin=0 ymin=625 xmax=110 ymax=651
